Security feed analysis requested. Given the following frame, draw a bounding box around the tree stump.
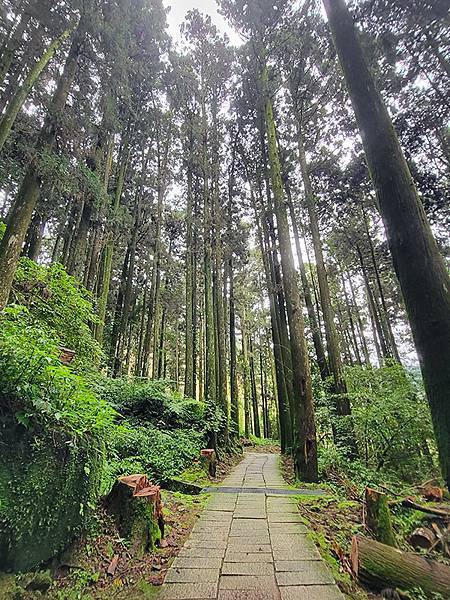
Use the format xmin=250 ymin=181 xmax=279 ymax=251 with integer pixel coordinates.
xmin=351 ymin=535 xmax=450 ymax=597
xmin=105 ymin=474 xmax=164 ymax=558
xmin=365 ymin=487 xmax=396 ymax=547
xmin=200 ymin=449 xmax=217 ymax=477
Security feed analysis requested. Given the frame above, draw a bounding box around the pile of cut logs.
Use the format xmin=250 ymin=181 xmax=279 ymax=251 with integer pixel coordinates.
xmin=350 ymin=485 xmax=450 ymax=597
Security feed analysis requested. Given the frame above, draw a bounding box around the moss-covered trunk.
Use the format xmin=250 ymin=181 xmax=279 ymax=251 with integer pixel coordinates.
xmin=261 ymin=63 xmax=318 ymax=482
xmin=0 ymin=422 xmax=104 ymax=571
xmin=251 ymin=186 xmax=292 ymax=451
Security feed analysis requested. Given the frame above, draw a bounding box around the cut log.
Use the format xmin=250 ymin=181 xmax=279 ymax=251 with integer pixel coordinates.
xmin=105 ymin=474 xmax=163 ymax=558
xmin=365 ymin=487 xmax=396 ymax=547
xmin=351 ymin=535 xmax=450 ymax=597
xmin=409 ymin=527 xmax=437 ymax=550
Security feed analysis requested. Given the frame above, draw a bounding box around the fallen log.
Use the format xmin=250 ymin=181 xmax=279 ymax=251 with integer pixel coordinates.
xmin=351 ymin=535 xmax=450 ymax=597
xmin=365 ymin=487 xmax=396 ymax=546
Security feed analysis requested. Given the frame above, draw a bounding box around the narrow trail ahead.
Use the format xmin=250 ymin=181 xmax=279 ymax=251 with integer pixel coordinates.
xmin=158 ymin=453 xmax=344 ymax=599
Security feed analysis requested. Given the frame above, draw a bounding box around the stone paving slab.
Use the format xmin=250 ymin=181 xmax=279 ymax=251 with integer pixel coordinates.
xmin=233 ymin=512 xmax=267 ymax=518
xmin=157 ymin=583 xmax=217 ymax=599
xmin=218 ymin=591 xmax=279 ymax=600
xmin=203 ymin=486 xmax=326 ymax=495
xmin=184 ymin=539 xmax=228 ymax=549
xmin=178 ymin=547 xmax=226 ymax=559
xmin=272 ymin=546 xmax=321 ymax=561
xmin=157 ymin=453 xmax=343 ymax=600
xmin=173 ymin=557 xmax=223 ymax=570
xmin=275 ymin=562 xmax=335 ymax=586
xmin=192 ymin=521 xmax=230 ymax=534
xmin=219 ymin=575 xmax=278 ymax=591
xmin=165 ymin=568 xmax=220 ymax=583
xmin=269 ymin=524 xmax=307 ymax=534
xmin=268 ymin=514 xmax=303 ymax=523
xmin=280 ymin=585 xmax=344 ymax=600
xmin=224 ymin=543 xmax=273 ymax=553
xmin=227 ymin=535 xmax=271 ymax=545
xmin=201 ymin=513 xmax=234 ymax=520
xmin=224 ymin=552 xmax=274 ymax=563
xmin=221 ymin=562 xmax=275 ymax=576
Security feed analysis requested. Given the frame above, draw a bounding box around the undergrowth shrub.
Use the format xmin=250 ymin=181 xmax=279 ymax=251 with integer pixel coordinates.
xmin=317 ymin=362 xmax=438 ymax=488
xmin=102 ymin=426 xmax=205 ymax=493
xmin=0 ymin=306 xmax=115 ymax=570
xmin=90 ymin=375 xmax=206 ymax=430
xmin=0 ymin=258 xmax=209 ymax=570
xmin=0 ymin=305 xmax=116 ymax=436
xmin=11 ymin=258 xmax=103 ymax=371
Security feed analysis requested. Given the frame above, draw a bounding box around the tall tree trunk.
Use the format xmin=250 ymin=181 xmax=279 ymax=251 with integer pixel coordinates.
xmin=251 ymin=182 xmax=292 ymax=452
xmin=184 ymin=135 xmax=195 ymax=397
xmin=340 ymin=271 xmax=363 ymax=365
xmin=136 ymin=286 xmax=148 ymax=375
xmin=69 ymin=195 xmax=92 ymax=278
xmin=259 ymin=165 xmax=296 ymax=444
xmin=23 ymin=209 xmax=45 ymax=260
xmin=201 ymin=94 xmax=217 ymax=442
xmin=0 ymin=28 xmax=71 ymax=153
xmin=249 ymin=337 xmax=261 ymax=438
xmin=0 ymin=16 xmax=85 ymax=310
xmin=297 ymin=130 xmax=357 ymax=456
xmin=95 ymin=136 xmax=129 ymax=343
xmin=229 ymin=254 xmax=239 ymax=434
xmin=357 ymin=244 xmax=390 ymax=359
xmin=324 ymin=0 xmax=450 ymax=485
xmin=140 ymin=130 xmax=169 ymax=377
xmin=242 ymin=329 xmax=252 ymax=438
xmin=261 ymin=62 xmax=318 ymax=481
xmin=211 ymin=100 xmax=228 ymax=439
xmin=348 ymin=274 xmax=371 ymax=365
xmin=361 ymin=203 xmax=401 ymax=362
xmin=260 ymin=344 xmax=269 ymax=438
xmin=286 ymin=183 xmax=329 ymax=380
xmin=109 ymin=246 xmax=130 ymax=369
xmin=366 ymin=280 xmax=383 ymax=365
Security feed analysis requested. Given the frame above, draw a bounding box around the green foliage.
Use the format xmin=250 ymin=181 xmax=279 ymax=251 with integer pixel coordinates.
xmin=248 ymin=435 xmax=279 ymax=446
xmin=346 ymin=362 xmax=437 ymax=480
xmin=12 ymin=258 xmax=103 ymax=370
xmin=90 ymin=375 xmax=206 ymax=430
xmin=0 ymin=305 xmax=116 ymax=437
xmin=318 ymin=363 xmax=437 ymax=485
xmin=102 ymin=426 xmax=205 ymax=493
xmin=36 ymin=150 xmax=108 ymax=213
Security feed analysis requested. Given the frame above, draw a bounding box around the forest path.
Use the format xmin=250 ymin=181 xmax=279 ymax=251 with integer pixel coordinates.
xmin=156 ymin=453 xmax=344 ymax=600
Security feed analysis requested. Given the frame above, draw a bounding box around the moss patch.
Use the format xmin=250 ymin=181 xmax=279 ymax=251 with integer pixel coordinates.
xmin=0 ymin=419 xmax=104 ymax=571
